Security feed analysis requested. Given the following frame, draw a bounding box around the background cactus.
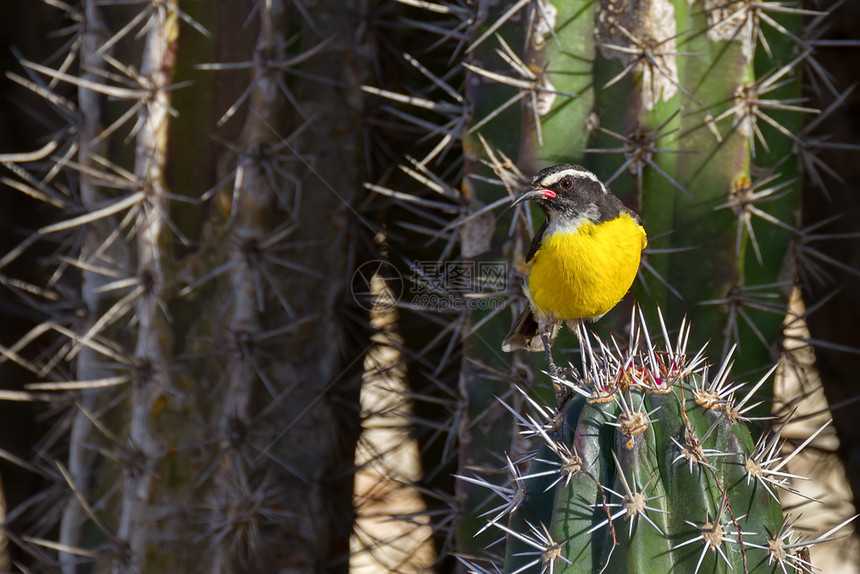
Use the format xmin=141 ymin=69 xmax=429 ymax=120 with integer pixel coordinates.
xmin=0 ymin=1 xmax=371 ymax=571
xmin=0 ymin=0 xmax=857 ymax=573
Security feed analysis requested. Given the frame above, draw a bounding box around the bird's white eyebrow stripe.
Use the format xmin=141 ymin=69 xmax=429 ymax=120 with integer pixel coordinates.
xmin=537 ymin=168 xmax=600 ymax=187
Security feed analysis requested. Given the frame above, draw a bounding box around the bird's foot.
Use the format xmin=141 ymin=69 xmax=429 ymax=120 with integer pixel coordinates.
xmin=540 ymin=332 xmax=571 ymax=406
xmin=556 ymin=364 xmax=581 ymax=380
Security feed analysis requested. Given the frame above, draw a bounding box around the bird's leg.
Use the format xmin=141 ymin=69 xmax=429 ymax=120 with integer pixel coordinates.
xmin=540 ymin=331 xmax=557 ymax=375
xmin=540 ymin=331 xmax=567 ymax=406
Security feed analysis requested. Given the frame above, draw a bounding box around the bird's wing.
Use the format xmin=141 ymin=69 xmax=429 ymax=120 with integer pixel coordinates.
xmin=622 ymin=205 xmax=643 ymax=226
xmin=526 ymin=220 xmax=548 ymax=263
xmin=620 ymin=205 xmax=647 ymax=249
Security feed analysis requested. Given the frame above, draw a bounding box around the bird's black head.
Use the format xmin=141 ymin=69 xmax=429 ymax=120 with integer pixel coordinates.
xmin=512 ymin=164 xmax=619 ymax=222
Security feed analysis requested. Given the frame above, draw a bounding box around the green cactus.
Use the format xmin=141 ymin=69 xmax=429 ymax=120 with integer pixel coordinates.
xmin=489 ymin=312 xmax=845 ymax=574
xmin=487 ymin=0 xmax=812 ymax=387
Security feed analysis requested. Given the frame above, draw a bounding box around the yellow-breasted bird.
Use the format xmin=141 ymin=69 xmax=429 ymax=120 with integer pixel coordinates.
xmin=502 ymin=164 xmax=647 ymax=370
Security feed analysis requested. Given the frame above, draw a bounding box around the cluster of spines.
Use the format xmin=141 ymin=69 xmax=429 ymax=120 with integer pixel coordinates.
xmin=456 ymin=309 xmax=856 ymax=573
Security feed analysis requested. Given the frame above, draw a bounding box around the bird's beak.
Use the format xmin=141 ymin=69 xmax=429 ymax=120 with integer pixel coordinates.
xmin=511 ymin=188 xmax=556 ymax=207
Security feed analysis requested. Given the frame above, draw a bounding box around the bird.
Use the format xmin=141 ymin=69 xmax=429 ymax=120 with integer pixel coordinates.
xmin=502 ymin=164 xmax=647 ymax=375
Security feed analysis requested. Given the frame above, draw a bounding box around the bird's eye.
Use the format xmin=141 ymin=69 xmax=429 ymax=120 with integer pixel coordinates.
xmin=560 ymin=178 xmax=572 ymax=189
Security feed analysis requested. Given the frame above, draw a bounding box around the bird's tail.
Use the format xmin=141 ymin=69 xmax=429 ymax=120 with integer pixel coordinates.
xmin=502 ymin=306 xmax=558 ymax=352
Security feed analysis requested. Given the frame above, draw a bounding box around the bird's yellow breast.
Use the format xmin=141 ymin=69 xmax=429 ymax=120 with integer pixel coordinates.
xmin=528 ymin=213 xmax=646 ymax=321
